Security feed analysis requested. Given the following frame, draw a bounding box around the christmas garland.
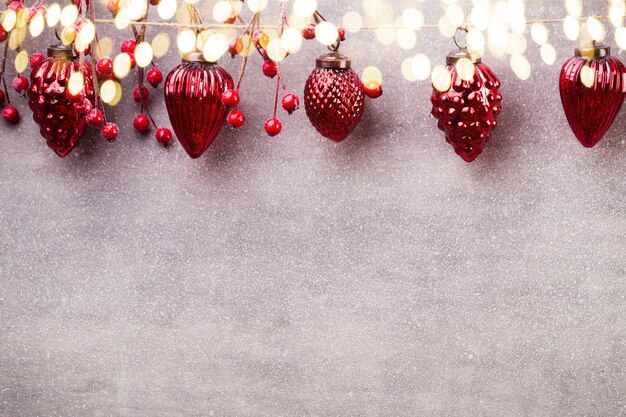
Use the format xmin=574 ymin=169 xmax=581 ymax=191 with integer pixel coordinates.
xmin=0 ymin=0 xmax=624 ymax=162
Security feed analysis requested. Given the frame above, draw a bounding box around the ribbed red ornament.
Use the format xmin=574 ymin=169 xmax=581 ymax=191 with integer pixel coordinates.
xmin=164 ymin=54 xmax=233 ymax=159
xmin=27 ymin=45 xmax=95 ymax=157
xmin=304 ymin=52 xmax=365 ymax=142
xmin=559 ymin=43 xmax=626 ymax=148
xmin=431 ymin=51 xmax=502 ymax=162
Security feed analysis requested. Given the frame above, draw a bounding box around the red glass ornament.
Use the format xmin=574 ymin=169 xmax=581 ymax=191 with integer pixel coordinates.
xmin=559 ymin=43 xmax=626 ymax=148
xmin=304 ymin=52 xmax=365 ymax=142
xmin=164 ymin=54 xmax=233 ymax=158
xmin=431 ymin=50 xmax=502 ymax=162
xmin=27 ymin=45 xmax=96 ymax=157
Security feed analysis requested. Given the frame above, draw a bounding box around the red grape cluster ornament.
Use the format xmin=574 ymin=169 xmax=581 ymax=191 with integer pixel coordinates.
xmin=431 ymin=29 xmax=502 ymax=162
xmin=27 ymin=45 xmax=96 ymax=157
xmin=164 ymin=52 xmax=234 ymax=158
xmin=304 ymin=50 xmax=367 ymax=142
xmin=559 ymin=42 xmax=626 ymax=148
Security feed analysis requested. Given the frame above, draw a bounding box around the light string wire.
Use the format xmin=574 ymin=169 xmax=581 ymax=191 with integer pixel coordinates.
xmin=92 ymin=15 xmax=616 ymax=30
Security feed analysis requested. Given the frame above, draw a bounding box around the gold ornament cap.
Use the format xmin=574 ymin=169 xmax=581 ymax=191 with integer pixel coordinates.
xmin=575 ymin=42 xmax=610 ymax=59
xmin=47 ymin=45 xmax=75 ymax=59
xmin=316 ymin=52 xmax=351 ymax=69
xmin=446 ymin=49 xmax=481 ymax=65
xmin=182 ymin=52 xmax=215 ymax=65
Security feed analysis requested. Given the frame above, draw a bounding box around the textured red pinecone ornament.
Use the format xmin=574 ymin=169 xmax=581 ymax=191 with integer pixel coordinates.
xmin=27 ymin=45 xmax=96 ymax=157
xmin=559 ymin=42 xmax=626 ymax=148
xmin=304 ymin=52 xmax=365 ymax=142
xmin=164 ymin=53 xmax=233 ymax=158
xmin=431 ymin=50 xmax=502 ymax=162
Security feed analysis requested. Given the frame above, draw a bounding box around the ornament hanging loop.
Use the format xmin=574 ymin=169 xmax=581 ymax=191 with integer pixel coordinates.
xmin=453 ymin=26 xmax=469 ymax=51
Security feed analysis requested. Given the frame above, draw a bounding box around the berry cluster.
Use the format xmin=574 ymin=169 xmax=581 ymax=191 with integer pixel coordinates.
xmin=95 ymin=39 xmax=171 ymax=145
xmin=225 ymin=29 xmax=301 ymax=137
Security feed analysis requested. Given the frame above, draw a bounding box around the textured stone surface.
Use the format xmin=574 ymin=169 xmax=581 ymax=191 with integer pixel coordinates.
xmin=1 ymin=1 xmax=625 ymax=416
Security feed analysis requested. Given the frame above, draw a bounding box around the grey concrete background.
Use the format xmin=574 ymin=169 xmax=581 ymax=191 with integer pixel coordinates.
xmin=1 ymin=0 xmax=625 ymax=416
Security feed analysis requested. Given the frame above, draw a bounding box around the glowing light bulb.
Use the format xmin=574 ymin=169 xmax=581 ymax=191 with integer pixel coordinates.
xmin=530 ymin=23 xmax=548 ymax=45
xmin=293 ymin=0 xmax=317 ymax=18
xmin=68 ymin=71 xmax=84 ymax=96
xmin=152 ymin=33 xmax=170 ymax=58
xmin=247 ymin=0 xmax=267 ymax=13
xmin=411 ymin=54 xmax=431 ymax=81
xmin=402 ymin=57 xmax=417 ymax=82
xmin=266 ymin=39 xmax=287 ymax=62
xmin=46 ymin=3 xmax=61 ymax=27
xmin=563 ymin=15 xmax=580 ymax=41
xmin=60 ymin=4 xmax=78 ymax=27
xmin=213 ymin=1 xmax=232 ymax=23
xmin=510 ymin=53 xmax=531 ymax=80
xmin=202 ymin=32 xmax=229 ymax=62
xmin=362 ymin=66 xmax=382 ymax=85
xmin=2 ymin=10 xmax=16 ymax=31
xmin=445 ymin=5 xmax=464 ymax=27
xmin=467 ymin=28 xmax=485 ymax=55
xmin=14 ymin=50 xmax=28 ymax=73
xmin=580 ymin=65 xmax=595 ymax=88
xmin=281 ymin=27 xmax=303 ymax=53
xmin=402 ymin=8 xmax=424 ymax=30
xmin=79 ymin=21 xmax=96 ymax=44
xmin=29 ymin=12 xmax=45 ymax=37
xmin=540 ymin=43 xmax=556 ymax=65
xmin=177 ymin=28 xmax=196 ymax=54
xmin=343 ymin=11 xmax=363 ymax=33
xmin=565 ymin=0 xmax=582 ymax=18
xmin=134 ymin=41 xmax=153 ymax=67
xmin=586 ymin=16 xmax=605 ymax=41
xmin=432 ymin=65 xmax=452 ymax=92
xmin=456 ymin=58 xmax=475 ymax=81
xmin=315 ymin=21 xmax=339 ymax=46
xmin=113 ymin=53 xmax=132 ymax=79
xmin=158 ymin=0 xmax=177 ymax=20
xmin=128 ymin=0 xmax=148 ymax=20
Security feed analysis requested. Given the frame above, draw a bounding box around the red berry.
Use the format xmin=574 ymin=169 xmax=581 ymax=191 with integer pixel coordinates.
xmin=96 ymin=57 xmax=113 ymax=77
xmin=228 ymin=37 xmax=243 ymax=57
xmin=7 ymin=1 xmax=24 ymax=12
xmin=281 ymin=93 xmax=299 ymax=114
xmin=149 ymin=0 xmax=159 ymax=5
xmin=120 ymin=39 xmax=136 ymax=54
xmin=2 ymin=105 xmax=19 ymax=124
xmin=0 ymin=27 xmax=7 ymax=43
xmin=264 ymin=117 xmax=282 ymax=137
xmin=133 ymin=85 xmax=149 ymax=102
xmin=86 ymin=109 xmax=104 ymax=127
xmin=252 ymin=30 xmax=268 ymax=47
xmin=0 ymin=89 xmax=5 ymax=105
xmin=227 ymin=110 xmax=245 ymax=128
xmin=364 ymin=82 xmax=383 ymax=99
xmin=12 ymin=76 xmax=28 ymax=94
xmin=106 ymin=0 xmax=119 ymax=13
xmin=146 ymin=67 xmax=163 ymax=87
xmin=338 ymin=27 xmax=346 ymax=41
xmin=224 ymin=16 xmax=236 ymax=24
xmin=101 ymin=122 xmax=119 ymax=142
xmin=302 ymin=25 xmax=316 ymax=40
xmin=155 ymin=127 xmax=172 ymax=145
xmin=29 ymin=53 xmax=45 ymax=69
xmin=262 ymin=61 xmax=278 ymax=78
xmin=221 ymin=89 xmax=240 ymax=107
xmin=133 ymin=114 xmax=150 ymax=132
